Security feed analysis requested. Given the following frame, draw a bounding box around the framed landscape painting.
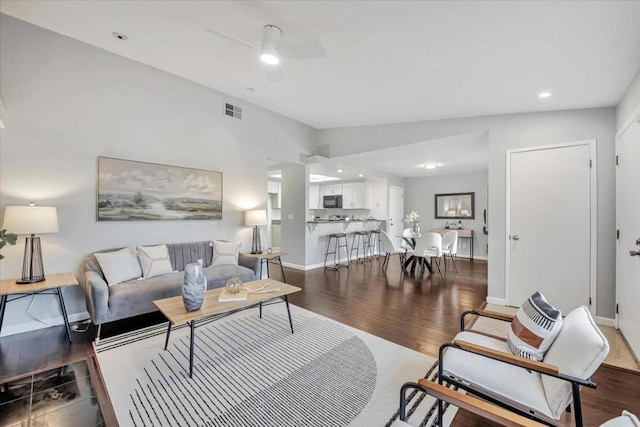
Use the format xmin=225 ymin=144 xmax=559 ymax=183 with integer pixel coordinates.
xmin=97 ymin=157 xmax=222 ymax=221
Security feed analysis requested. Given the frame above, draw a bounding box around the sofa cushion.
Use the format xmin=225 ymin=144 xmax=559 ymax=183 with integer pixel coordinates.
xmin=203 ymin=264 xmax=255 ymax=287
xmin=441 ymin=331 xmax=552 ymax=418
xmin=94 ymin=246 xmax=142 ymax=286
xmin=541 ymin=306 xmax=609 ymax=419
xmin=107 ymin=264 xmax=256 ymax=320
xmin=211 ymin=240 xmax=241 ymax=266
xmin=137 ymin=244 xmax=174 ymax=278
xmin=507 ymin=291 xmax=563 ymax=361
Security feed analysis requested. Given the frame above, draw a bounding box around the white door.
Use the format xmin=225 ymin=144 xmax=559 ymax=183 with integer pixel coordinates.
xmin=616 ymin=114 xmax=640 ymax=358
xmin=389 ymin=186 xmax=404 ymax=247
xmin=507 ymin=142 xmax=595 ymax=315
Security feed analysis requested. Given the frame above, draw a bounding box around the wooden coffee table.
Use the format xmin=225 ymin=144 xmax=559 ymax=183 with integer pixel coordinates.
xmin=153 ymin=279 xmax=301 ymax=378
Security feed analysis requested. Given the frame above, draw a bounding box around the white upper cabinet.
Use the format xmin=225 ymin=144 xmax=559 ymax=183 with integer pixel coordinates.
xmin=324 ymin=184 xmax=343 ymax=196
xmin=267 ymin=181 xmax=279 ymax=194
xmin=309 ymin=184 xmax=321 ymax=209
xmin=341 ymin=182 xmax=370 ymax=209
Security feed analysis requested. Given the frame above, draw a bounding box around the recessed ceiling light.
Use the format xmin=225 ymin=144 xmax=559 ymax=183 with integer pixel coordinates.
xmin=112 ymin=32 xmax=128 ymax=41
xmin=358 ymin=174 xmax=364 ymax=177
xmin=337 ymin=169 xmax=343 ymax=173
xmin=538 ymin=91 xmax=551 ymax=98
xmin=424 ymin=163 xmax=438 ymax=170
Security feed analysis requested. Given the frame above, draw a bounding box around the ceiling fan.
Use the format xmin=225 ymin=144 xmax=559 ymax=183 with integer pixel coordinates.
xmin=205 ymin=24 xmax=327 ymax=81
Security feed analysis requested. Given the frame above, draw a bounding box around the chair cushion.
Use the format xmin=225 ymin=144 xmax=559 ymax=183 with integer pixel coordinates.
xmin=441 ymin=331 xmax=552 ymax=418
xmin=507 ymin=291 xmax=563 ymax=361
xmin=541 ymin=305 xmax=609 ymax=419
xmin=601 ymin=411 xmax=640 ymax=427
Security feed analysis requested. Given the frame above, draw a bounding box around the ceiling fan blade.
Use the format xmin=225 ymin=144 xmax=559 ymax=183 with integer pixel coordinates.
xmin=280 ymin=40 xmax=327 ymax=60
xmin=205 ymin=27 xmax=259 ymax=51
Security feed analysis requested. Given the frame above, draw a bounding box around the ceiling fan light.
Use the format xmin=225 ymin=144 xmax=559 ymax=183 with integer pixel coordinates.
xmin=260 ymin=25 xmax=282 ymax=65
xmin=260 ymin=51 xmax=280 ymax=65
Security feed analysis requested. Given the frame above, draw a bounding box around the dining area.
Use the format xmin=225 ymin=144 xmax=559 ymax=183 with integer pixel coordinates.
xmin=391 ymin=210 xmax=463 ymax=279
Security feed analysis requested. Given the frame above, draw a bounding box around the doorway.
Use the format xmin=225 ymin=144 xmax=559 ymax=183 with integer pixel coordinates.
xmin=506 ymin=141 xmax=596 ymax=315
xmin=389 ymin=186 xmax=404 ymax=247
xmin=616 ymin=113 xmax=640 ymax=359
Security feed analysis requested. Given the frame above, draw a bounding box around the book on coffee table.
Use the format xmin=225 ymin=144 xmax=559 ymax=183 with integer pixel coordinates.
xmin=218 ymin=289 xmax=248 ymax=302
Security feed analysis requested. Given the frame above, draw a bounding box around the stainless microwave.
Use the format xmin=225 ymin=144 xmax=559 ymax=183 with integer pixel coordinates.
xmin=323 ymin=195 xmax=342 ymax=208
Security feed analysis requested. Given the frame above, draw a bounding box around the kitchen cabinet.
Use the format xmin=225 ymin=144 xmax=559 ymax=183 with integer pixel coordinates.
xmin=268 ymin=181 xmax=281 ymax=208
xmin=309 ymin=184 xmax=321 ymax=209
xmin=342 ymin=182 xmax=370 ymax=209
xmin=267 ymin=181 xmax=279 ymax=194
xmin=324 ymin=184 xmax=343 ymax=196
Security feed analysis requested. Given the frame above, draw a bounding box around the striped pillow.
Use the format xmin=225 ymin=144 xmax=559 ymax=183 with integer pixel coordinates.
xmin=507 ymin=291 xmax=563 ymax=361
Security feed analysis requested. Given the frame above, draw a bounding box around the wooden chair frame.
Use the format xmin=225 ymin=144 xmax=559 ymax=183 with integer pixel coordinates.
xmin=437 ymin=309 xmax=597 ymax=427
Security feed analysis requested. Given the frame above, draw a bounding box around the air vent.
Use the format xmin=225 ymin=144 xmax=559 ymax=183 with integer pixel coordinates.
xmin=224 ymin=102 xmax=242 ymax=119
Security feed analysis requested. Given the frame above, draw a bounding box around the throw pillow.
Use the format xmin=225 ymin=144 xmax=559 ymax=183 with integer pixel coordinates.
xmin=94 ymin=246 xmax=142 ymax=286
xmin=507 ymin=291 xmax=563 ymax=361
xmin=137 ymin=244 xmax=174 ymax=279
xmin=211 ymin=240 xmax=241 ymax=266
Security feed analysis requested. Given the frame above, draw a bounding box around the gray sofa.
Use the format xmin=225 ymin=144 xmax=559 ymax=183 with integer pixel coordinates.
xmin=82 ymin=241 xmax=259 ymax=334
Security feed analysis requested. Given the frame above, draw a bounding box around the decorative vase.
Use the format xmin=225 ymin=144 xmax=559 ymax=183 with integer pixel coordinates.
xmin=411 ymin=225 xmax=421 ymax=236
xmin=182 ymin=263 xmax=206 ymax=311
xmin=226 ymin=276 xmax=243 ymax=294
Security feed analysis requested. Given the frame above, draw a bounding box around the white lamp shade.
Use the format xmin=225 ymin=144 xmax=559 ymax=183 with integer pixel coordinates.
xmin=2 ymin=206 xmax=59 ymax=235
xmin=245 ymin=209 xmax=267 ymax=227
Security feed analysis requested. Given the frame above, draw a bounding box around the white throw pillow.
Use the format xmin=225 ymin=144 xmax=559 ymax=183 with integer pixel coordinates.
xmin=137 ymin=244 xmax=174 ymax=279
xmin=94 ymin=246 xmax=142 ymax=286
xmin=211 ymin=240 xmax=241 ymax=266
xmin=507 ymin=291 xmax=563 ymax=361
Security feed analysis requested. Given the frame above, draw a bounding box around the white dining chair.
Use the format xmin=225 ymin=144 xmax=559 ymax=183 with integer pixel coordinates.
xmin=408 ymin=232 xmax=443 ymax=278
xmin=379 ymin=230 xmax=406 ymax=272
xmin=441 ymin=230 xmax=459 ymax=272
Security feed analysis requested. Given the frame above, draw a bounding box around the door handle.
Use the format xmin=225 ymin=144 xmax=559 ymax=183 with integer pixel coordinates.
xmin=511 ymin=235 xmax=520 ymax=240
xmin=630 ymin=250 xmax=640 ymax=257
xmin=636 ymin=238 xmax=640 ymax=246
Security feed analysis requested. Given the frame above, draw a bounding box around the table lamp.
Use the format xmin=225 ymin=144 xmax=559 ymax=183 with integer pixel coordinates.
xmin=2 ymin=204 xmax=59 ymax=284
xmin=245 ymin=209 xmax=267 ymax=254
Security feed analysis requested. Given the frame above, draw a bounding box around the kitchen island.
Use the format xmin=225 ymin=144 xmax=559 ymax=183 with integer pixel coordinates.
xmin=305 ymin=219 xmax=386 ymax=268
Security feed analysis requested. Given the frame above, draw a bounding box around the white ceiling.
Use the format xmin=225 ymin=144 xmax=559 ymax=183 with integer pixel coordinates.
xmin=2 ymin=1 xmax=639 ymax=131
xmin=335 ymin=132 xmax=489 ymax=178
xmin=2 ymin=1 xmax=639 ymax=179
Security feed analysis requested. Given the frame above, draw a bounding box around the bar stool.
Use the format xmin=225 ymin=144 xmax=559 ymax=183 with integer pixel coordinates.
xmin=324 ymin=233 xmax=349 ymax=270
xmin=368 ymin=229 xmax=383 ymax=259
xmin=350 ymin=230 xmax=371 ymax=262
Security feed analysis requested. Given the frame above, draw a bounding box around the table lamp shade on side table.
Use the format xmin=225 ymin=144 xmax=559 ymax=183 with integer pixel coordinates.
xmin=245 ymin=209 xmax=267 ymax=254
xmin=2 ymin=205 xmax=59 ymax=284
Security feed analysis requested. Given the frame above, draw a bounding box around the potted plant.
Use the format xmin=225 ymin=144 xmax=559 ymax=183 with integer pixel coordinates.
xmin=0 ymin=229 xmax=17 ymax=260
xmin=404 ymin=211 xmax=421 ymax=236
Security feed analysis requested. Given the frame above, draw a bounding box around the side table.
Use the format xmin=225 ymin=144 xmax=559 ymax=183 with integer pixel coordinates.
xmin=245 ymin=252 xmax=289 ymax=283
xmin=0 ymin=272 xmax=79 ymax=342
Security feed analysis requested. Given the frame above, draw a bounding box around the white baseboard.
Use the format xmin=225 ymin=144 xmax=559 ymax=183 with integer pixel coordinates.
xmin=486 ymin=297 xmax=507 ymax=306
xmin=596 ymin=316 xmax=616 ymax=327
xmin=0 ymin=311 xmax=91 ymax=338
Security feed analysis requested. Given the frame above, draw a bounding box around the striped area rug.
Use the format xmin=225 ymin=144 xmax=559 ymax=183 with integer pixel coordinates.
xmin=96 ymin=304 xmax=457 ymax=426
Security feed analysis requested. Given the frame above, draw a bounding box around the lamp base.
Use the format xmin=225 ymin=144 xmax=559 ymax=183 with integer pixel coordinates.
xmin=251 ymin=226 xmax=262 ymax=254
xmin=18 ymin=235 xmax=46 ymax=285
xmin=16 ymin=277 xmax=46 ymax=284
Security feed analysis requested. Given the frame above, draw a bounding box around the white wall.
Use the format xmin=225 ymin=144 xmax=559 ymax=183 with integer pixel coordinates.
xmin=319 ymin=107 xmax=617 ymax=318
xmin=404 ymin=172 xmax=488 ymax=259
xmin=0 ymin=15 xmax=317 ymax=335
xmin=616 ymin=67 xmax=640 ymax=130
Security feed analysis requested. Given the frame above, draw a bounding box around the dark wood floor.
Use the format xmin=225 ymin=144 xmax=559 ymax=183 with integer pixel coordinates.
xmin=1 ymin=255 xmax=638 ymax=426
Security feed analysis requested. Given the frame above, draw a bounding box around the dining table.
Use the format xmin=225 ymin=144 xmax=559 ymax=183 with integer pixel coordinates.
xmin=398 ymin=234 xmax=433 ymax=275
